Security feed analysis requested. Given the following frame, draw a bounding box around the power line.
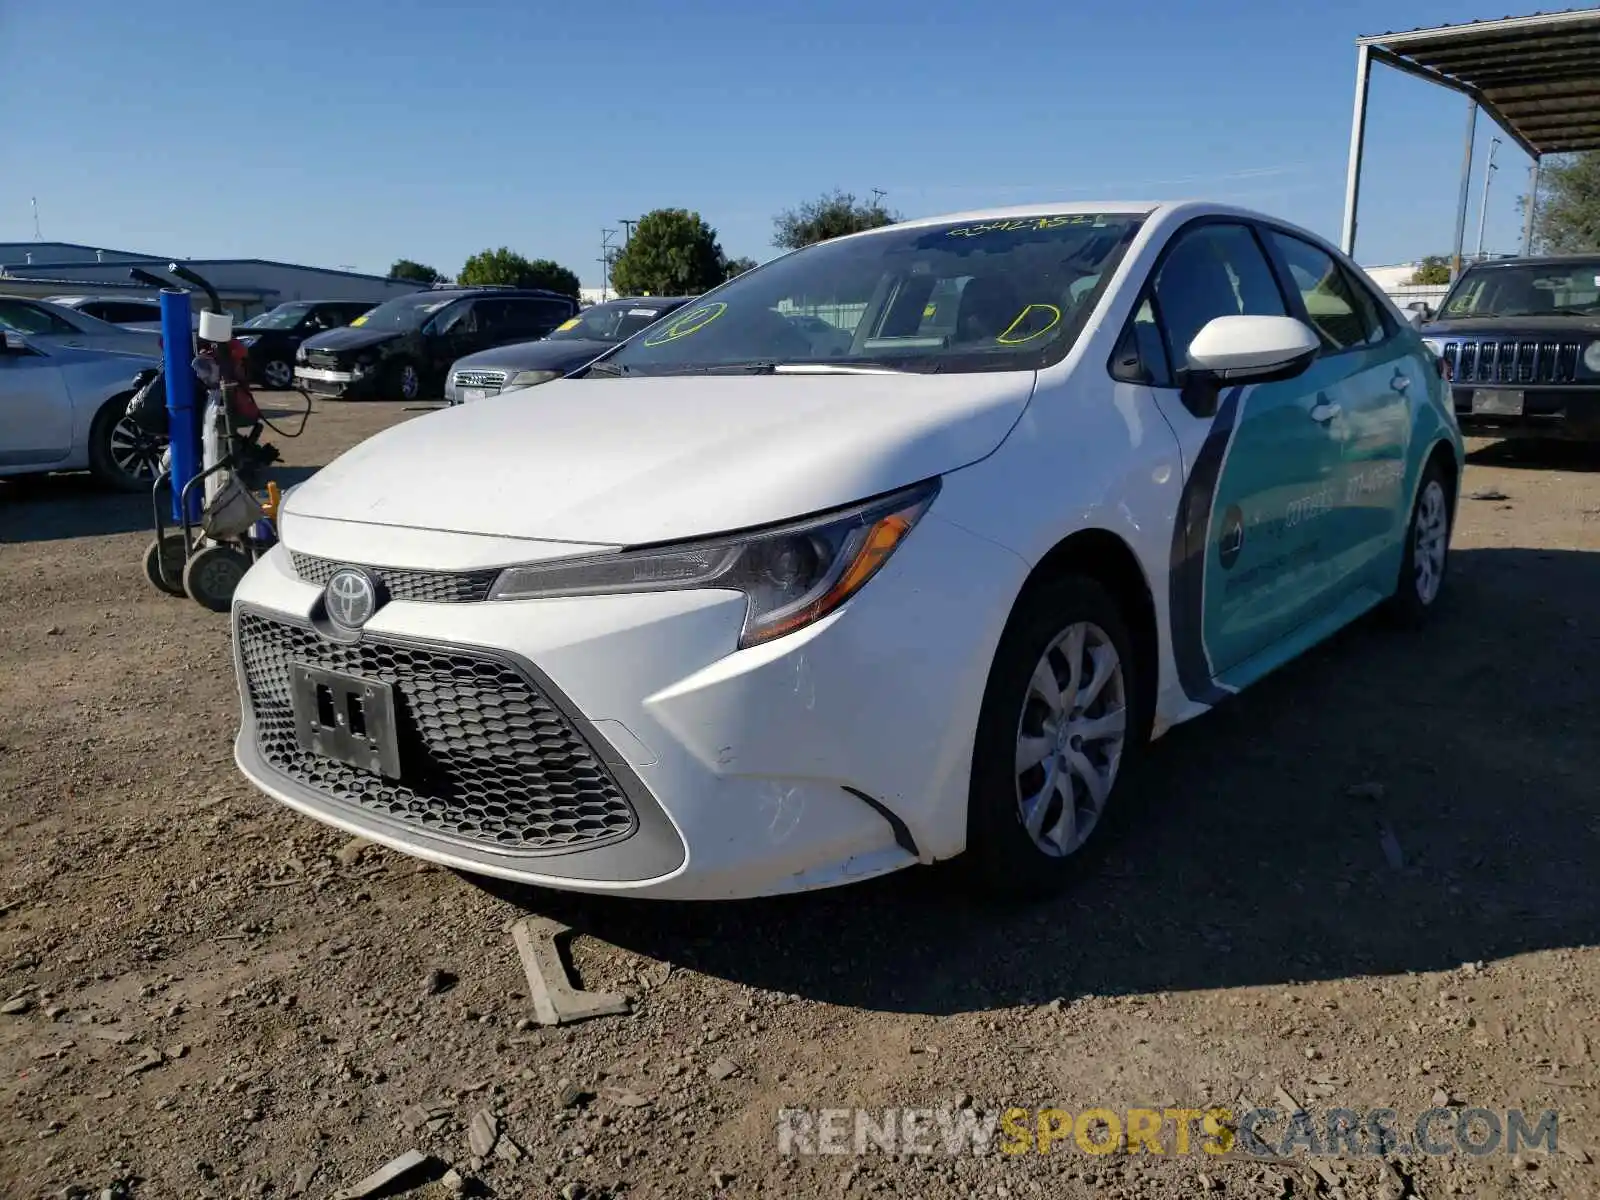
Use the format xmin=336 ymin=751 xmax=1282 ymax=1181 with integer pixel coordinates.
xmin=619 ymin=219 xmax=635 ymax=244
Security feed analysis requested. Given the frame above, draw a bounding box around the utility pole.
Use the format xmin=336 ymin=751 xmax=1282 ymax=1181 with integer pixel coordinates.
xmin=619 ymin=219 xmax=635 ymax=244
xmin=1474 ymin=136 xmax=1501 ymax=261
xmin=599 ymin=228 xmax=617 ymax=302
xmin=31 ymin=197 xmax=41 ymax=240
xmin=870 ymin=188 xmax=887 ymax=211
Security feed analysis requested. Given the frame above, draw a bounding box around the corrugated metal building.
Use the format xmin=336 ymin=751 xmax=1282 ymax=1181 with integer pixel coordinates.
xmin=0 ymin=242 xmax=426 ymax=319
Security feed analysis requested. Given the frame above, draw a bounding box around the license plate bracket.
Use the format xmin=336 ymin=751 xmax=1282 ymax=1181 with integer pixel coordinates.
xmin=462 ymin=387 xmax=489 ymax=402
xmin=289 ymin=663 xmax=401 ymax=779
xmin=1472 ymin=388 xmax=1525 ymax=416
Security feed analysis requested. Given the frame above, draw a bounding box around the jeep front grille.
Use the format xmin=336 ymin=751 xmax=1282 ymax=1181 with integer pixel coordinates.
xmin=1440 ymin=340 xmax=1581 ymax=385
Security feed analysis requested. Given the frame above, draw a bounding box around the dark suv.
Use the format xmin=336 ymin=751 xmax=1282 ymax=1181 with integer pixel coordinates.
xmin=1421 ymin=255 xmax=1600 ymax=441
xmin=293 ymin=286 xmax=579 ymax=401
xmin=237 ymin=300 xmax=374 ymax=389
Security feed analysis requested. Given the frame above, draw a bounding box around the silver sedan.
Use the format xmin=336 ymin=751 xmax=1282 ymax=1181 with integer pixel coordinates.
xmin=0 ymin=332 xmax=165 ymax=491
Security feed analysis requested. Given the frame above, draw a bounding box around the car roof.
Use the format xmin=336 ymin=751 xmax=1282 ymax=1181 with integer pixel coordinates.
xmin=421 ymin=286 xmax=575 ymax=300
xmin=1463 ymin=254 xmax=1600 ymax=268
xmin=44 ymin=294 xmax=159 ymax=305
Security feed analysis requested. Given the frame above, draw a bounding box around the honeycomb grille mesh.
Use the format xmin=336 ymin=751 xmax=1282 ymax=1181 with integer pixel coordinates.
xmin=290 ymin=552 xmax=500 ymax=604
xmin=236 ymin=611 xmax=637 ymax=854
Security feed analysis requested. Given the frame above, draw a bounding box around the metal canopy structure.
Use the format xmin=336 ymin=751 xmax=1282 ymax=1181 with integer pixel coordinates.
xmin=1341 ymin=8 xmax=1600 ymax=267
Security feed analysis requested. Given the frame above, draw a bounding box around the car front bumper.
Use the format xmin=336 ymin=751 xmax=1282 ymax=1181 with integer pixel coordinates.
xmin=230 ymin=516 xmax=1027 ymax=899
xmin=1453 ymin=384 xmax=1600 ymax=439
xmin=294 ymin=366 xmax=381 ymax=400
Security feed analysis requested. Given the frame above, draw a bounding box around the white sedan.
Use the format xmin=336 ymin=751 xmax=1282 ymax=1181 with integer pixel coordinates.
xmin=0 ymin=295 xmax=163 ymax=358
xmin=231 ymin=200 xmax=1462 ymax=900
xmin=0 ymin=332 xmax=163 ymax=490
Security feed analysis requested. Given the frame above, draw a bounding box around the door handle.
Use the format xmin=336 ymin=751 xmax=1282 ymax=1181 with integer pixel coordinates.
xmin=1310 ymin=401 xmax=1342 ymax=423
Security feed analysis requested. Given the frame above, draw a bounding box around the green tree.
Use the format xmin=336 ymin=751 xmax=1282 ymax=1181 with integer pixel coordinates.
xmin=458 ymin=248 xmax=581 ymax=297
xmin=608 ymin=210 xmax=727 ymax=296
xmin=1530 ymin=151 xmax=1600 ymax=253
xmin=724 ymin=256 xmax=758 ymax=280
xmin=772 ymin=190 xmax=898 ymax=250
xmin=389 ymin=259 xmax=444 ymax=285
xmin=1409 ymin=256 xmax=1452 ymax=286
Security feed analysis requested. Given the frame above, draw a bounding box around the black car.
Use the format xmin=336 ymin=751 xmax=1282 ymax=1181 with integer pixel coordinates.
xmin=444 ymin=296 xmax=693 ymax=404
xmin=236 ymin=300 xmax=375 ymax=389
xmin=294 ymin=286 xmax=579 ymax=401
xmin=1420 ymin=255 xmax=1600 ymax=441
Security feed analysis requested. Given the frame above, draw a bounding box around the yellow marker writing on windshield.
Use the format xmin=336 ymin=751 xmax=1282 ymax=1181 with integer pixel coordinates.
xmin=642 ymin=302 xmax=727 ymax=346
xmin=996 ymin=303 xmax=1062 ymax=345
xmin=555 ymin=317 xmax=580 ymax=332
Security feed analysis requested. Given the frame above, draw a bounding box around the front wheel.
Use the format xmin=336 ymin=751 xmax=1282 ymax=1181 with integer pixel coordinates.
xmin=964 ymin=575 xmax=1142 ymax=899
xmin=261 ymin=358 xmax=295 ymax=390
xmin=1383 ymin=459 xmax=1452 ymax=627
xmin=386 ymin=360 xmax=422 ymax=402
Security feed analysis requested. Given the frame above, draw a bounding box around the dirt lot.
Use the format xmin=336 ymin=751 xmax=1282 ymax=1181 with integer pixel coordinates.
xmin=1 ymin=397 xmax=1597 ymax=1200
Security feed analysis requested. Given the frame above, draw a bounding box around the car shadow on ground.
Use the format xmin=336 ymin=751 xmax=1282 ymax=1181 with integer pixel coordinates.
xmin=479 ymin=545 xmax=1600 ymax=1016
xmin=0 ymin=465 xmax=322 ymax=544
xmin=1466 ymin=437 xmax=1600 ymax=474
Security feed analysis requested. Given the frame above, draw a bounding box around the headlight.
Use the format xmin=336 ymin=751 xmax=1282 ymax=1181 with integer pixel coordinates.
xmin=235 ymin=334 xmax=260 ymax=347
xmin=1584 ymin=341 xmax=1600 ymax=373
xmin=488 ymin=479 xmax=940 ymax=648
xmin=295 ymin=346 xmax=308 ymax=362
xmin=1421 ymin=338 xmax=1444 ymax=358
xmin=507 ymin=369 xmax=560 ymax=389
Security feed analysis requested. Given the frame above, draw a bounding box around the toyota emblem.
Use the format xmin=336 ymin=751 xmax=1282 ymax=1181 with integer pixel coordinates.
xmin=325 ymin=567 xmax=379 ymax=630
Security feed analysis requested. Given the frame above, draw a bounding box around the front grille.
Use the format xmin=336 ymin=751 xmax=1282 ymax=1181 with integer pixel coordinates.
xmin=237 ymin=610 xmax=637 ymax=854
xmin=453 ymin=369 xmax=508 ymax=389
xmin=305 ymin=349 xmax=345 ymax=371
xmin=291 ymin=552 xmax=499 ymax=604
xmin=1439 ymin=340 xmax=1581 ymax=385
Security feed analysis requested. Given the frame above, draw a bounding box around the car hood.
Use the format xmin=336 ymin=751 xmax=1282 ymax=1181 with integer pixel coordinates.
xmin=285 ymin=371 xmax=1036 ymax=545
xmin=1423 ymin=316 xmax=1600 ymax=337
xmin=300 ymin=326 xmax=400 ymax=353
xmin=453 ymin=339 xmax=610 ymax=375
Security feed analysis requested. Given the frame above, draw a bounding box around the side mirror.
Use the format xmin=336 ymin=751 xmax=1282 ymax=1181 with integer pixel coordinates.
xmin=1404 ymin=300 xmax=1435 ymax=328
xmin=2 ymin=331 xmax=29 ymax=354
xmin=1177 ymin=315 xmax=1320 ymax=418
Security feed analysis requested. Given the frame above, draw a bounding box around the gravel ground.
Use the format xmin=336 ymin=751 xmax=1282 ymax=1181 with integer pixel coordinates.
xmin=1 ymin=396 xmax=1597 ymax=1200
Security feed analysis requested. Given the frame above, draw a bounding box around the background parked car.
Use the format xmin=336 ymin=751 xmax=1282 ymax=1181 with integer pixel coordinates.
xmin=445 ymin=295 xmax=692 ymax=404
xmin=0 ymin=331 xmax=163 ymax=490
xmin=1421 ymin=254 xmax=1600 ymax=441
xmin=0 ymin=296 xmax=162 ymax=358
xmin=236 ymin=300 xmax=373 ymax=389
xmin=295 ymin=286 xmax=578 ymax=401
xmin=46 ymin=294 xmax=204 ymax=335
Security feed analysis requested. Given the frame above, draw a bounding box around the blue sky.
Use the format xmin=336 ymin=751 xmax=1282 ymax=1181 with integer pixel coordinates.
xmin=0 ymin=0 xmax=1548 ymax=286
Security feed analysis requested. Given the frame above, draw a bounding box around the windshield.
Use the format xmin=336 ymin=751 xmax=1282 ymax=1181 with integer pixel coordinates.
xmin=551 ymin=302 xmax=676 ymax=343
xmin=598 ymin=213 xmax=1144 ymax=376
xmin=347 ymin=293 xmax=459 ymax=331
xmin=242 ymin=303 xmax=314 ymax=330
xmin=1441 ymin=260 xmax=1600 ymax=318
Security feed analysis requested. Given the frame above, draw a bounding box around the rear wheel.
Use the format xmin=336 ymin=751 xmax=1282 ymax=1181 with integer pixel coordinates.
xmin=1384 ymin=457 xmax=1452 ymax=627
xmin=964 ymin=575 xmax=1142 ymax=898
xmin=142 ymin=534 xmax=189 ymax=597
xmin=88 ymin=396 xmax=165 ymax=492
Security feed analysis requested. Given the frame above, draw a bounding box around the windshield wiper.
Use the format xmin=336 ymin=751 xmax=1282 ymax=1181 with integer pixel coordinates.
xmin=584 ymin=360 xmax=630 ymax=377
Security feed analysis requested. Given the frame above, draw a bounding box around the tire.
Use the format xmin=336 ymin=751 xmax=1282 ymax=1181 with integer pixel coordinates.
xmin=182 ymin=544 xmax=251 ymax=613
xmin=143 ymin=534 xmax=189 ymax=597
xmin=386 ymin=359 xmax=422 ymax=402
xmin=964 ymin=574 xmax=1143 ymax=899
xmin=88 ymin=396 xmax=166 ymax=492
xmin=261 ymin=358 xmax=295 ymax=390
xmin=1383 ymin=457 xmax=1453 ymax=628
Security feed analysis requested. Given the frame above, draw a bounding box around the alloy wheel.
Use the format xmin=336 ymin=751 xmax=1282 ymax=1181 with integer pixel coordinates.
xmin=1013 ymin=621 xmax=1127 ymax=857
xmin=1413 ymin=479 xmax=1448 ymax=605
xmin=399 ymin=364 xmax=420 ymax=401
xmin=263 ymin=359 xmax=294 ymax=389
xmin=109 ymin=416 xmax=166 ymax=483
